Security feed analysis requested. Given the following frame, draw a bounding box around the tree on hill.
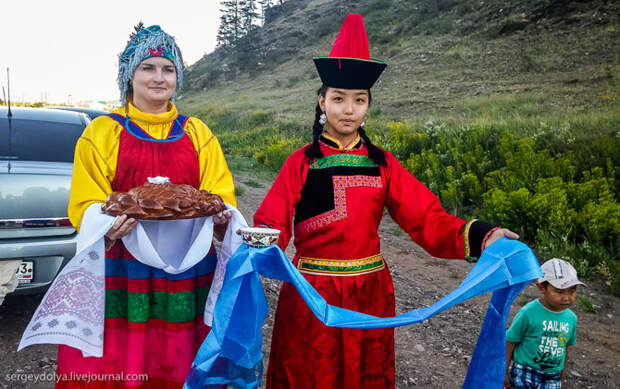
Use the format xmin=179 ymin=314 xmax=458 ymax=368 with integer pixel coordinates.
xmin=240 ymin=0 xmax=260 ymax=32
xmin=238 ymin=0 xmax=261 ymax=66
xmin=217 ymin=0 xmax=263 ymax=68
xmin=217 ymin=0 xmax=241 ymax=49
xmin=259 ymin=0 xmax=273 ymax=24
xmin=217 ymin=0 xmax=261 ymax=48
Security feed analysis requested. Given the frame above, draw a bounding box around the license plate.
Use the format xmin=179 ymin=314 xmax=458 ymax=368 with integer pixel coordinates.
xmin=16 ymin=261 xmax=34 ymax=284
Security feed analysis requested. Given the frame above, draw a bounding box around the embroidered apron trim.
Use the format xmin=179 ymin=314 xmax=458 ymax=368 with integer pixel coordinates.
xmin=310 ymin=154 xmax=378 ymax=169
xmin=106 ymin=113 xmax=189 ymax=142
xmin=297 ymin=253 xmax=385 ymax=276
xmin=297 ymin=175 xmax=383 ymax=234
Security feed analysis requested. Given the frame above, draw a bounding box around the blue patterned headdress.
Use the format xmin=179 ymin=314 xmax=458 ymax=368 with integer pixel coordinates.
xmin=118 ymin=25 xmax=184 ymax=104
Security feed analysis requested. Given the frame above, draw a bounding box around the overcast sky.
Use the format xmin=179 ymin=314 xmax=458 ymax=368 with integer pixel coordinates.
xmin=2 ymin=0 xmax=221 ymax=104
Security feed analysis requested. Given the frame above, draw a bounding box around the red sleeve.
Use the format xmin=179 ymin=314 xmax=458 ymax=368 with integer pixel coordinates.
xmin=384 ymin=151 xmax=467 ymax=259
xmin=254 ymin=148 xmax=308 ymax=251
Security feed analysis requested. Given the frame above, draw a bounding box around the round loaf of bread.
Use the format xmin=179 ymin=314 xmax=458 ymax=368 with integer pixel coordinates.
xmin=101 ymin=182 xmax=226 ymax=220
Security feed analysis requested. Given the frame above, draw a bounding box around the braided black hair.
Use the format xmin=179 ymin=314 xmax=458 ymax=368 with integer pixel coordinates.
xmin=305 ymin=86 xmax=329 ymax=159
xmin=358 ymin=127 xmax=386 ymax=166
xmin=305 ymin=85 xmax=386 ymax=166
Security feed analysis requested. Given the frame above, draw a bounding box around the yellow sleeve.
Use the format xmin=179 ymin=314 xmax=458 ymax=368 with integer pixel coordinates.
xmin=67 ymin=117 xmax=121 ymax=230
xmin=186 ymin=118 xmax=237 ymax=207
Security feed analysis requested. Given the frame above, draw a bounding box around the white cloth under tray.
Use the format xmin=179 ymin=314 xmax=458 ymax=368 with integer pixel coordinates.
xmin=18 ymin=203 xmax=247 ymax=357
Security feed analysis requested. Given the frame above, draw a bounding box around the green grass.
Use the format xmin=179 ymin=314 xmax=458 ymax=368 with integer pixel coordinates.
xmin=234 ymin=185 xmax=246 ymax=197
xmin=450 ymin=91 xmax=620 ymax=139
xmin=576 ymin=295 xmax=598 ymax=313
xmin=183 ymin=82 xmax=620 ymax=182
xmin=176 ymin=0 xmax=620 ymax=293
xmin=227 ymin=155 xmax=277 ymax=182
xmin=392 ymin=226 xmax=404 ymax=236
xmin=244 ymin=179 xmax=262 ymax=188
xmin=180 ymin=0 xmax=619 ymax=122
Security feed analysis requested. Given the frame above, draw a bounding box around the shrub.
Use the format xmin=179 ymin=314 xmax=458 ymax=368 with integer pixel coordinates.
xmin=244 ymin=179 xmax=261 ymax=188
xmin=378 ymin=117 xmax=619 ymax=291
xmin=242 ymin=110 xmax=273 ymax=127
xmin=611 ymin=275 xmax=620 ymax=297
xmin=190 ymin=99 xmax=620 ymax=294
xmin=234 ymin=185 xmax=246 ymax=197
xmin=253 ymin=137 xmax=303 ymax=171
xmin=576 ymin=295 xmax=598 ymax=313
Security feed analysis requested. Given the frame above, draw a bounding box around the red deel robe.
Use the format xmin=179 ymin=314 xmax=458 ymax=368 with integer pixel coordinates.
xmin=254 ymin=135 xmax=489 ymax=389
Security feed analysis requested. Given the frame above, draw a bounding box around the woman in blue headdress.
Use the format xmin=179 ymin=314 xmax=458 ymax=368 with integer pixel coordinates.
xmin=58 ymin=25 xmax=236 ymax=388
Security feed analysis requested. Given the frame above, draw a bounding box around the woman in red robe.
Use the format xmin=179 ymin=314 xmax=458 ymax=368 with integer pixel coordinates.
xmin=254 ymin=14 xmax=518 ymax=389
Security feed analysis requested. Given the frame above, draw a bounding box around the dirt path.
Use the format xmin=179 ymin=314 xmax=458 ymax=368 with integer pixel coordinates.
xmin=1 ymin=171 xmax=619 ymax=388
xmin=233 ymin=171 xmax=620 ymax=389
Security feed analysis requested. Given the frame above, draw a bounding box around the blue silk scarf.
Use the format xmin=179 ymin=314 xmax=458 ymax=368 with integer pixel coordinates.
xmin=184 ymin=237 xmax=542 ymax=388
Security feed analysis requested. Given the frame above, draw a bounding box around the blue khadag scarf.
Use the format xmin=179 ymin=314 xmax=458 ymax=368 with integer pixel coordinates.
xmin=185 ymin=237 xmax=542 ymax=388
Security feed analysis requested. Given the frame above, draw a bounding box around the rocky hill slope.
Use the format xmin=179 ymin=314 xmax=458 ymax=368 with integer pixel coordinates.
xmin=180 ymin=0 xmax=619 ymax=120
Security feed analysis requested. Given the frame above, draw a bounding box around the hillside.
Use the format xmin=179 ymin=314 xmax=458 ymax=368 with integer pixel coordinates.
xmin=177 ymin=0 xmax=620 ymax=294
xmin=179 ymin=0 xmax=619 ymax=122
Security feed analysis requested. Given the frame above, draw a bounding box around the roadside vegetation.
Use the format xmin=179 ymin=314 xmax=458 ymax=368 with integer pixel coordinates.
xmin=0 ymin=101 xmax=47 ymax=107
xmin=178 ymin=0 xmax=620 ymax=293
xmin=191 ymin=86 xmax=620 ymax=294
xmin=372 ymin=94 xmax=620 ymax=295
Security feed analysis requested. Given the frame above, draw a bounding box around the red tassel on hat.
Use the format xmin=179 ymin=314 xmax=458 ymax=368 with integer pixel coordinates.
xmin=329 ymin=14 xmax=371 ymax=60
xmin=313 ymin=13 xmax=386 ymax=89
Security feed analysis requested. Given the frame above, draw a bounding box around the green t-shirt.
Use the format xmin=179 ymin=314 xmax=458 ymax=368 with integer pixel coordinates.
xmin=506 ymin=299 xmax=577 ymax=373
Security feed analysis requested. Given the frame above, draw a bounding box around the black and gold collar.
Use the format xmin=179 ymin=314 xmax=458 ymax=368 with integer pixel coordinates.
xmin=319 ymin=132 xmax=363 ymax=151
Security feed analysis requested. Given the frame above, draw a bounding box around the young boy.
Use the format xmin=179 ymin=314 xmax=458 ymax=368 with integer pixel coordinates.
xmin=504 ymin=258 xmax=585 ymax=388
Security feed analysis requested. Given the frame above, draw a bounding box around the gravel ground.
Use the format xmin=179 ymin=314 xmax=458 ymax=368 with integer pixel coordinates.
xmin=1 ymin=172 xmax=618 ymax=388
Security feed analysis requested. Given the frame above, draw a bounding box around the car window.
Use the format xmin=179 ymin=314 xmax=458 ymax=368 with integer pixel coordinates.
xmin=0 ymin=118 xmax=85 ymax=162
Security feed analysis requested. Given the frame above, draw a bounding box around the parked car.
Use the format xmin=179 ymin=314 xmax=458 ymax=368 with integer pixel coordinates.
xmin=47 ymin=106 xmax=109 ymax=120
xmin=0 ymin=106 xmax=90 ymax=295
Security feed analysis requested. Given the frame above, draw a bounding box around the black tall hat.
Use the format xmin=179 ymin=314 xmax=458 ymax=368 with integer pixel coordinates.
xmin=313 ymin=14 xmax=387 ymax=90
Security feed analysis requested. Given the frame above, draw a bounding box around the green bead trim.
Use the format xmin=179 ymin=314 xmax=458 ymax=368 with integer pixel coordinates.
xmin=299 ymin=259 xmax=384 ymax=274
xmin=311 ymin=154 xmax=377 ymax=169
xmin=465 ymin=255 xmax=479 ymax=263
xmin=313 ymin=56 xmax=387 ymax=65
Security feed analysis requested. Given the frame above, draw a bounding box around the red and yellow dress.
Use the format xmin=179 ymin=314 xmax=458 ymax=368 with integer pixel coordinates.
xmin=60 ymin=102 xmax=236 ymax=388
xmin=254 ymin=134 xmax=492 ymax=389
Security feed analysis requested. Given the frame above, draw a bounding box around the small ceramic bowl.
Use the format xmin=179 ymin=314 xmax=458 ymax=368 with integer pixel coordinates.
xmin=240 ymin=227 xmax=280 ymax=248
